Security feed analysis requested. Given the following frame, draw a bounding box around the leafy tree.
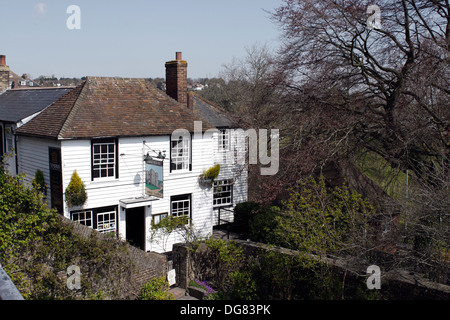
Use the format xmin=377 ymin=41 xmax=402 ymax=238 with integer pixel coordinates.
xmin=273 ymin=176 xmax=375 ymax=257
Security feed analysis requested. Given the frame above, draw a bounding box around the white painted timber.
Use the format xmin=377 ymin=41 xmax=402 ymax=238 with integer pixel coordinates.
xmin=15 ymin=126 xmax=248 ymax=253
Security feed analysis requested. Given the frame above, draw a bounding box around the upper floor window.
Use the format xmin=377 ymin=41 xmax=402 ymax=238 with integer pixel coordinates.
xmin=5 ymin=126 xmax=14 ymax=153
xmin=218 ymin=129 xmax=230 ymax=152
xmin=170 ymin=134 xmax=191 ymax=172
xmin=92 ymin=139 xmax=118 ymax=180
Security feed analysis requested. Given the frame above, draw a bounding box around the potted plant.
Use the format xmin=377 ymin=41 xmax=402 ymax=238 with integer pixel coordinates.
xmin=65 ymin=170 xmax=87 ymax=208
xmin=199 ymin=164 xmax=220 ymax=186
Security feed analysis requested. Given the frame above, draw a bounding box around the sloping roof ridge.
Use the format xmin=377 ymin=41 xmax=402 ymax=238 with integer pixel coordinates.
xmin=189 ymin=91 xmax=228 ymax=113
xmin=10 ymin=86 xmax=75 ymax=91
xmin=189 ymin=91 xmax=244 ymax=128
xmin=56 ymin=80 xmax=87 ymax=139
xmin=86 ymin=76 xmax=147 ymax=81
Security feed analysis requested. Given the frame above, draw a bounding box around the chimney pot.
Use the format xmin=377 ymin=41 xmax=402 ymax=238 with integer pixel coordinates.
xmin=0 ymin=55 xmax=5 ymax=66
xmin=166 ymin=52 xmax=188 ymax=107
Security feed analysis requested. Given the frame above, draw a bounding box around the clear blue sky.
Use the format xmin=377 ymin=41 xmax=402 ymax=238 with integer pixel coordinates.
xmin=0 ymin=0 xmax=282 ymax=79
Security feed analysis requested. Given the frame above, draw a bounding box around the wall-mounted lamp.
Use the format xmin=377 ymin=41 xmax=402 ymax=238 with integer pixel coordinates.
xmin=144 ymin=151 xmax=166 ymax=163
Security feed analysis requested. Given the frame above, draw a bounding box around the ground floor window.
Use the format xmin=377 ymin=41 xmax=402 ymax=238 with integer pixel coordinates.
xmin=71 ymin=206 xmax=117 ymax=234
xmin=213 ymin=179 xmax=233 ymax=207
xmin=152 ymin=212 xmax=168 ymax=225
xmin=171 ymin=194 xmax=191 ymax=218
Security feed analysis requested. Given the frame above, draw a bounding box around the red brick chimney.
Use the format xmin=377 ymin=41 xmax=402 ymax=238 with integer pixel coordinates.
xmin=0 ymin=55 xmax=10 ymax=92
xmin=165 ymin=52 xmax=188 ymax=107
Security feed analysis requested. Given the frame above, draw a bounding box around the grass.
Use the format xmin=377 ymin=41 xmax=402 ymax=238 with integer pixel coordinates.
xmin=353 ymin=150 xmax=409 ymax=200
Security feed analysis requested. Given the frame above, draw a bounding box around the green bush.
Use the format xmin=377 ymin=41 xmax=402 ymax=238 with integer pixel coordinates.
xmin=32 ymin=169 xmax=46 ymax=194
xmin=249 ymin=206 xmax=280 ymax=243
xmin=233 ymin=201 xmax=261 ymax=231
xmin=226 ymin=270 xmax=258 ymax=300
xmin=65 ymin=170 xmax=87 ymax=207
xmin=140 ymin=277 xmax=174 ymax=300
xmin=0 ymin=167 xmax=135 ymax=300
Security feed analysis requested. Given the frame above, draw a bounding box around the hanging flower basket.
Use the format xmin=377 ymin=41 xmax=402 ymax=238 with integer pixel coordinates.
xmin=198 ymin=164 xmax=220 ymax=187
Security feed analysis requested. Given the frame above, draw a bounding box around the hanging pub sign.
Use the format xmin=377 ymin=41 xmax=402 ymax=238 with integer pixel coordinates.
xmin=145 ymin=158 xmax=164 ymax=198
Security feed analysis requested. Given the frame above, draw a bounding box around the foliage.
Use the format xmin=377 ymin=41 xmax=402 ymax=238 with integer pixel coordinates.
xmin=202 ymin=238 xmax=245 ymax=291
xmin=0 ymin=167 xmax=135 ymax=300
xmin=65 ymin=170 xmax=87 ymax=207
xmin=200 ymin=164 xmax=221 ymax=181
xmin=32 ymin=169 xmax=47 ymax=194
xmin=188 ymin=279 xmax=216 ymax=299
xmin=225 ymin=270 xmax=258 ymax=300
xmin=273 ymin=176 xmax=374 ymax=256
xmin=140 ymin=277 xmax=174 ymax=300
xmin=233 ymin=201 xmax=261 ymax=229
xmin=248 ymin=206 xmax=280 ymax=244
xmin=150 ymin=214 xmax=191 ymax=252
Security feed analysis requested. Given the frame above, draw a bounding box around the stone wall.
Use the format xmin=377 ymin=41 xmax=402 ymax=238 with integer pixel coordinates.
xmin=59 ymin=216 xmax=168 ymax=296
xmin=173 ymin=239 xmax=450 ymax=300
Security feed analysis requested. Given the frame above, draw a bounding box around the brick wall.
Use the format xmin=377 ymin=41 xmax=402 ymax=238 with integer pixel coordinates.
xmin=0 ymin=69 xmax=9 ymax=92
xmin=165 ymin=52 xmax=188 ymax=107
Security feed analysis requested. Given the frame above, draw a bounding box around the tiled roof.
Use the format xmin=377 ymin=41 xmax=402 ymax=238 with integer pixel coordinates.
xmin=0 ymin=87 xmax=73 ymax=123
xmin=16 ymin=77 xmax=215 ymax=140
xmin=189 ymin=92 xmax=239 ymax=129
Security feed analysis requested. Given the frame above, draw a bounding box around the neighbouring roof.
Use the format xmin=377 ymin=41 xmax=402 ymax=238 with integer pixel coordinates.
xmin=0 ymin=87 xmax=73 ymax=123
xmin=16 ymin=77 xmax=216 ymax=140
xmin=189 ymin=92 xmax=238 ymax=129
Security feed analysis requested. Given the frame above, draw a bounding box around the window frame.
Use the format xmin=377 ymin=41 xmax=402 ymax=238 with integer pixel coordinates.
xmin=152 ymin=212 xmax=168 ymax=226
xmin=91 ymin=138 xmax=118 ymax=181
xmin=213 ymin=179 xmax=234 ymax=207
xmin=71 ymin=206 xmax=118 ymax=235
xmin=218 ymin=129 xmax=230 ymax=152
xmin=170 ymin=194 xmax=192 ymax=220
xmin=170 ymin=134 xmax=192 ymax=173
xmin=5 ymin=125 xmax=14 ymax=153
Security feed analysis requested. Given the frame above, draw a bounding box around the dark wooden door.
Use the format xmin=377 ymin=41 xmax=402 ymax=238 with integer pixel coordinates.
xmin=48 ymin=147 xmax=63 ymax=214
xmin=126 ymin=207 xmax=146 ymax=250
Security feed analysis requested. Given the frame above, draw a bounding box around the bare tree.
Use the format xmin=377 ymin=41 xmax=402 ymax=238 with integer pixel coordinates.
xmin=271 ymin=0 xmax=449 ymax=183
xmin=268 ymin=0 xmax=450 ymax=282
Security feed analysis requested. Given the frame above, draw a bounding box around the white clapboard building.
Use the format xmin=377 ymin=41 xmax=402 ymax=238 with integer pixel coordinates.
xmin=14 ymin=53 xmax=248 ymax=253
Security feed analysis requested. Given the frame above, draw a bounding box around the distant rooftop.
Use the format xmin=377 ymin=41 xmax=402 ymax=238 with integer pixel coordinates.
xmin=0 ymin=87 xmax=74 ymax=123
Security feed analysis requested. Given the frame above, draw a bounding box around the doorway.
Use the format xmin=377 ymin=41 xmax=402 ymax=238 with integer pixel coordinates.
xmin=126 ymin=207 xmax=146 ymax=250
xmin=48 ymin=147 xmax=63 ymax=213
